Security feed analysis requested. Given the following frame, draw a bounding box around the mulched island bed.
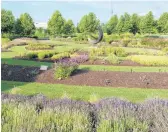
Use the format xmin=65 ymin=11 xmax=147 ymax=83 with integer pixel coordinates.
xmin=2 ymin=64 xmax=168 ymax=89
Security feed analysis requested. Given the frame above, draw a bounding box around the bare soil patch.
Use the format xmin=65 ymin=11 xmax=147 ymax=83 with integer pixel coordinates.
xmin=2 ymin=64 xmax=168 ymax=89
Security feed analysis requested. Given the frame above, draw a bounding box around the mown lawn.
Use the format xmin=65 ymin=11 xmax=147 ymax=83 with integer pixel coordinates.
xmin=2 ymin=58 xmax=168 ymax=72
xmin=79 ymin=65 xmax=168 ymax=72
xmin=2 ymin=80 xmax=168 ymax=103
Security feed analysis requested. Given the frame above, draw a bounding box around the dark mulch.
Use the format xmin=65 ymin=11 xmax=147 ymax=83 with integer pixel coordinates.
xmin=36 ymin=69 xmax=168 ymax=89
xmin=1 ymin=64 xmax=40 ymax=82
xmin=2 ymin=64 xmax=168 ymax=89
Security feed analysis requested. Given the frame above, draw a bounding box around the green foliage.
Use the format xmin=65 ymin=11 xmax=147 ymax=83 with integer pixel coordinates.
xmin=162 ymin=47 xmax=168 ymax=54
xmin=97 ymin=118 xmax=148 ymax=132
xmin=116 ymin=15 xmax=125 ymax=34
xmin=122 ymin=13 xmax=132 ymax=33
xmin=48 ymin=10 xmax=65 ymax=36
xmin=1 ymin=9 xmax=15 ymax=33
xmin=1 ymin=38 xmax=10 ymax=45
xmin=63 ymin=19 xmax=75 ymax=35
xmin=2 ymin=102 xmax=90 ymax=132
xmin=27 ymin=52 xmax=38 ymax=59
xmin=25 ymin=51 xmax=57 ymax=60
xmin=26 ymin=43 xmax=52 ymax=50
xmin=51 ymin=52 xmax=70 ymax=60
xmin=78 ymin=12 xmax=100 ymax=33
xmin=128 ymin=55 xmax=168 ymax=66
xmin=54 ymin=61 xmax=78 ymax=79
xmin=104 ymin=54 xmax=119 ymax=64
xmin=106 ymin=15 xmax=118 ymax=34
xmin=139 ymin=11 xmax=157 ymax=34
xmin=16 ymin=13 xmax=35 ymax=36
xmin=131 ymin=13 xmax=140 ymax=34
xmin=141 ymin=38 xmax=168 ymax=48
xmin=157 ymin=12 xmax=168 ymax=33
xmin=90 ymin=47 xmax=127 ymax=57
xmin=35 ymin=28 xmax=48 ymax=38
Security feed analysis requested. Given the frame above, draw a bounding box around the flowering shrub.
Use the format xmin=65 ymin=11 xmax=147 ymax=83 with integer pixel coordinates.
xmin=70 ymin=55 xmax=89 ymax=64
xmin=2 ymin=93 xmax=168 ymax=132
xmin=54 ymin=59 xmax=78 ymax=79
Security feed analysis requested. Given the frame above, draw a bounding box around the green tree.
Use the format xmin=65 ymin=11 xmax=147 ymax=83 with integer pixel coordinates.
xmin=78 ymin=12 xmax=100 ymax=33
xmin=47 ymin=10 xmax=65 ymax=36
xmin=106 ymin=15 xmax=118 ymax=35
xmin=17 ymin=13 xmax=35 ymax=36
xmin=131 ymin=13 xmax=140 ymax=34
xmin=116 ymin=15 xmax=124 ymax=34
xmin=165 ymin=22 xmax=168 ymax=33
xmin=1 ymin=9 xmax=15 ymax=33
xmin=14 ymin=19 xmax=23 ymax=35
xmin=140 ymin=11 xmax=157 ymax=34
xmin=101 ymin=23 xmax=107 ymax=33
xmin=157 ymin=12 xmax=168 ymax=33
xmin=35 ymin=27 xmax=48 ymax=38
xmin=122 ymin=13 xmax=132 ymax=32
xmin=63 ymin=19 xmax=75 ymax=35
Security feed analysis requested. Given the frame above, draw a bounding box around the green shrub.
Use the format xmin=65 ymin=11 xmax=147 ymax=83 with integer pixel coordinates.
xmin=26 ymin=43 xmax=52 ymax=50
xmin=27 ymin=52 xmax=38 ymax=59
xmin=141 ymin=38 xmax=168 ymax=48
xmin=54 ymin=61 xmax=78 ymax=79
xmin=89 ymin=47 xmax=127 ymax=57
xmin=104 ymin=54 xmax=119 ymax=64
xmin=122 ymin=38 xmax=131 ymax=47
xmin=1 ymin=38 xmax=10 ymax=45
xmin=120 ymin=32 xmax=134 ymax=39
xmin=162 ymin=47 xmax=168 ymax=54
xmin=38 ymin=52 xmax=46 ymax=60
xmin=51 ymin=52 xmax=70 ymax=60
xmin=127 ymin=55 xmax=168 ymax=66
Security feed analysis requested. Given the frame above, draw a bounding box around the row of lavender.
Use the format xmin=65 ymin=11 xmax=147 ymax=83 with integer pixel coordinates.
xmin=2 ymin=93 xmax=168 ymax=132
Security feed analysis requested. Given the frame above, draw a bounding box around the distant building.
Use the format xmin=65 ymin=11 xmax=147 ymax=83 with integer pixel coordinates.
xmin=35 ymin=22 xmax=47 ymax=29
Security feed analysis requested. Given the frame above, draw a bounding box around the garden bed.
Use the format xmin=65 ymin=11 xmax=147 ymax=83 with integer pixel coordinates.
xmin=2 ymin=64 xmax=168 ymax=89
xmin=83 ymin=60 xmax=143 ymax=66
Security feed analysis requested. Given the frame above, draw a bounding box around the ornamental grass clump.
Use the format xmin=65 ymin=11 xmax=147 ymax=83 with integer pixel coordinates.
xmin=54 ymin=59 xmax=78 ymax=79
xmin=104 ymin=54 xmax=119 ymax=64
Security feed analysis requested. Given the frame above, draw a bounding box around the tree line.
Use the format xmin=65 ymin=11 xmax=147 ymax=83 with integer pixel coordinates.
xmin=1 ymin=9 xmax=168 ymax=38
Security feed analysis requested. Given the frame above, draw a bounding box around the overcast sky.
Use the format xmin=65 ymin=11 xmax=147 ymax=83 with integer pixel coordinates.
xmin=2 ymin=1 xmax=168 ymax=25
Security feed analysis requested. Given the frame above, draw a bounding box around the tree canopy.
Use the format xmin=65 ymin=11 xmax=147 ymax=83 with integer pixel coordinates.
xmin=63 ymin=19 xmax=75 ymax=35
xmin=1 ymin=9 xmax=15 ymax=33
xmin=17 ymin=13 xmax=35 ymax=36
xmin=47 ymin=10 xmax=65 ymax=36
xmin=106 ymin=15 xmax=118 ymax=35
xmin=78 ymin=12 xmax=100 ymax=33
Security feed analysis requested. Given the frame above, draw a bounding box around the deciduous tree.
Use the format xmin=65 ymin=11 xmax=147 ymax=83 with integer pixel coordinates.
xmin=1 ymin=9 xmax=15 ymax=33
xmin=47 ymin=10 xmax=65 ymax=36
